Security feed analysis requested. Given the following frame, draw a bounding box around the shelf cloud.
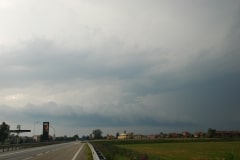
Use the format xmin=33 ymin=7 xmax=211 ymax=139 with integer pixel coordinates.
xmin=0 ymin=0 xmax=240 ymax=136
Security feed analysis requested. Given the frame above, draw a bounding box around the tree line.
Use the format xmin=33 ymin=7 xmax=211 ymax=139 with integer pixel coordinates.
xmin=0 ymin=122 xmax=104 ymax=144
xmin=0 ymin=122 xmax=10 ymax=145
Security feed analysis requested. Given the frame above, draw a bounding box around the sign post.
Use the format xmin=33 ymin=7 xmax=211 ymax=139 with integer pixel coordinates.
xmin=43 ymin=122 xmax=49 ymax=141
xmin=9 ymin=125 xmax=31 ymax=144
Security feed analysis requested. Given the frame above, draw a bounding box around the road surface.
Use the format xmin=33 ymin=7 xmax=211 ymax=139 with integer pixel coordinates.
xmin=0 ymin=142 xmax=87 ymax=160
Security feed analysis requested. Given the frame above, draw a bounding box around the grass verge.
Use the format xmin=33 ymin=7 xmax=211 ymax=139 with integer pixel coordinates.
xmin=92 ymin=139 xmax=240 ymax=160
xmin=85 ymin=144 xmax=93 ymax=160
xmin=119 ymin=141 xmax=240 ymax=160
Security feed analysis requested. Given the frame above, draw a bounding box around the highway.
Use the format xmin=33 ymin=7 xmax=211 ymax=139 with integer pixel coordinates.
xmin=0 ymin=142 xmax=87 ymax=160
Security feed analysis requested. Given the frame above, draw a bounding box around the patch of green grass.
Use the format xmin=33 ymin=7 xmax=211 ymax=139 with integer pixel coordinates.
xmin=114 ymin=154 xmax=130 ymax=160
xmin=85 ymin=145 xmax=93 ymax=160
xmin=118 ymin=142 xmax=240 ymax=160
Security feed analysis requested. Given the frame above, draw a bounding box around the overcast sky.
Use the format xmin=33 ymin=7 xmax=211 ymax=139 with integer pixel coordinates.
xmin=0 ymin=0 xmax=240 ymax=137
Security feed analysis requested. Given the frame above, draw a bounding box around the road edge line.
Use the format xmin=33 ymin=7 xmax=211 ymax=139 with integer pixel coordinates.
xmin=72 ymin=143 xmax=85 ymax=160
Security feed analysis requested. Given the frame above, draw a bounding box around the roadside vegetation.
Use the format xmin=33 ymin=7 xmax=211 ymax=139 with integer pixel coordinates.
xmin=91 ymin=139 xmax=240 ymax=160
xmin=85 ymin=144 xmax=93 ymax=160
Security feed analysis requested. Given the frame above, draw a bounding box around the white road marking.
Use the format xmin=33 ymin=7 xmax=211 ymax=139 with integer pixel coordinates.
xmin=72 ymin=144 xmax=85 ymax=160
xmin=22 ymin=157 xmax=33 ymax=160
xmin=0 ymin=148 xmax=39 ymax=157
xmin=36 ymin=153 xmax=43 ymax=156
xmin=0 ymin=143 xmax=65 ymax=157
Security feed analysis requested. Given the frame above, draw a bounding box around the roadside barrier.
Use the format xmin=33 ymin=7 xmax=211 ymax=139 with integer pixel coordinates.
xmin=88 ymin=142 xmax=106 ymax=160
xmin=0 ymin=141 xmax=65 ymax=153
xmin=0 ymin=144 xmax=25 ymax=152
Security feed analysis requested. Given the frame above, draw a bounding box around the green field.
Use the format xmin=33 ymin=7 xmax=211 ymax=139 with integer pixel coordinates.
xmin=118 ymin=141 xmax=240 ymax=160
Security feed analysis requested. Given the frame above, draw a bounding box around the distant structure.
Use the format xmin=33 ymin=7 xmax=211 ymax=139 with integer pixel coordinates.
xmin=42 ymin=122 xmax=49 ymax=141
xmin=9 ymin=125 xmax=31 ymax=134
xmin=9 ymin=125 xmax=31 ymax=144
xmin=118 ymin=131 xmax=133 ymax=140
xmin=215 ymin=130 xmax=240 ymax=138
xmin=33 ymin=135 xmax=41 ymax=142
xmin=106 ymin=134 xmax=115 ymax=140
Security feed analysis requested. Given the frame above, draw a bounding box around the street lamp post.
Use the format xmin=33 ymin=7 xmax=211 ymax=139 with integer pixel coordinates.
xmin=17 ymin=125 xmax=20 ymax=144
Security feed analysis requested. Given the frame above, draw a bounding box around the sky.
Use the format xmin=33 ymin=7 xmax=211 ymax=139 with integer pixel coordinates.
xmin=0 ymin=0 xmax=240 ymax=137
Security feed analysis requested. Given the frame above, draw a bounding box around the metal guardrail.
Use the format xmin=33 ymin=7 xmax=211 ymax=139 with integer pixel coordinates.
xmin=0 ymin=144 xmax=25 ymax=152
xmin=88 ymin=142 xmax=107 ymax=160
xmin=0 ymin=141 xmax=65 ymax=153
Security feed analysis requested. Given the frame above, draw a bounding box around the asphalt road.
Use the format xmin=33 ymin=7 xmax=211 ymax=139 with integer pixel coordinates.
xmin=0 ymin=142 xmax=87 ymax=160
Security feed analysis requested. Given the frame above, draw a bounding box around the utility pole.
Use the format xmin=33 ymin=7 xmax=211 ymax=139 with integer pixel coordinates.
xmin=16 ymin=125 xmax=20 ymax=144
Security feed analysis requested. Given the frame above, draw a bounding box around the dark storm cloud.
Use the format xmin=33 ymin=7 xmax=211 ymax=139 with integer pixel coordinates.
xmin=0 ymin=102 xmax=197 ymax=132
xmin=0 ymin=38 xmax=153 ymax=87
xmin=1 ymin=25 xmax=240 ymax=132
xmin=1 ymin=0 xmax=240 ymax=136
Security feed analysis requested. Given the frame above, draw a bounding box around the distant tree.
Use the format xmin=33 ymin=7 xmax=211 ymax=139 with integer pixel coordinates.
xmin=55 ymin=136 xmax=66 ymax=141
xmin=39 ymin=134 xmax=43 ymax=142
xmin=208 ymin=128 xmax=216 ymax=138
xmin=160 ymin=132 xmax=165 ymax=138
xmin=73 ymin=134 xmax=79 ymax=140
xmin=0 ymin=122 xmax=10 ymax=144
xmin=9 ymin=134 xmax=17 ymax=144
xmin=81 ymin=135 xmax=87 ymax=141
xmin=116 ymin=132 xmax=119 ymax=139
xmin=92 ymin=129 xmax=103 ymax=139
xmin=82 ymin=135 xmax=90 ymax=140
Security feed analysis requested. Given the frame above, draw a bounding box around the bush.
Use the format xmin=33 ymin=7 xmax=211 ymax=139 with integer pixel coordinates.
xmin=224 ymin=152 xmax=234 ymax=160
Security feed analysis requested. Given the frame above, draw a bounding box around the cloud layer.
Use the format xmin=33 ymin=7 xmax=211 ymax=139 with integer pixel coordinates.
xmin=0 ymin=0 xmax=240 ymax=136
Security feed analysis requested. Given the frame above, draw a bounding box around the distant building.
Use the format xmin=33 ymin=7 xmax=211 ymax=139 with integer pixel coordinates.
xmin=118 ymin=133 xmax=128 ymax=140
xmin=182 ymin=131 xmax=192 ymax=138
xmin=118 ymin=131 xmax=133 ymax=140
xmin=133 ymin=134 xmax=147 ymax=140
xmin=147 ymin=134 xmax=159 ymax=140
xmin=167 ymin=132 xmax=181 ymax=138
xmin=194 ymin=132 xmax=205 ymax=138
xmin=106 ymin=134 xmax=115 ymax=140
xmin=33 ymin=135 xmax=40 ymax=142
xmin=215 ymin=131 xmax=240 ymax=138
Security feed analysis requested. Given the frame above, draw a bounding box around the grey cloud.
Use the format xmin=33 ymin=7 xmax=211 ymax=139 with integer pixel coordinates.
xmin=0 ymin=38 xmax=160 ymax=89
xmin=1 ymin=1 xmax=240 ymax=136
xmin=0 ymin=102 xmax=197 ymax=132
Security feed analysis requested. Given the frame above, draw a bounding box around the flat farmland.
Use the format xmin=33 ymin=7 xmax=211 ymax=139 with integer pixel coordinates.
xmin=118 ymin=141 xmax=240 ymax=160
